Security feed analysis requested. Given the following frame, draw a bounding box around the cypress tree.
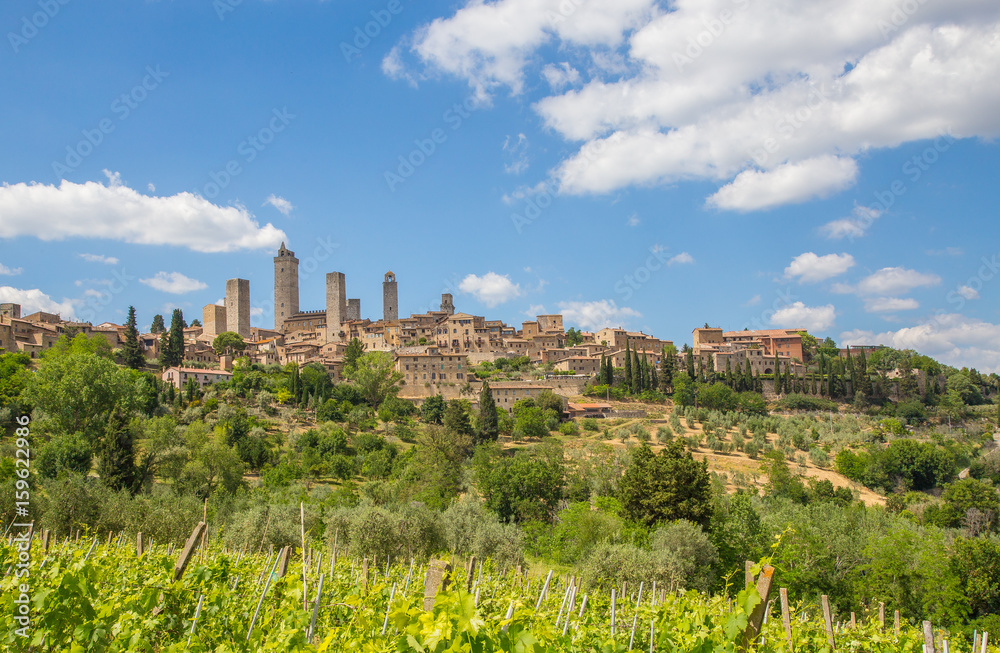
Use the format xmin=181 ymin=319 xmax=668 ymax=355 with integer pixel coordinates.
xmin=725 ymin=358 xmax=733 ymax=388
xmin=123 ymin=306 xmax=146 ymax=370
xmin=686 ymin=347 xmax=695 ymax=379
xmin=743 ymin=359 xmax=752 ymax=392
xmin=632 ymin=350 xmax=642 ymax=393
xmin=606 ymin=355 xmax=615 ymax=386
xmin=818 ymin=356 xmax=826 ymax=396
xmin=166 ymin=308 xmax=185 ymax=367
xmin=784 ymin=362 xmax=792 ymax=396
xmin=651 ymin=360 xmax=658 ymax=391
xmin=600 ymin=353 xmax=607 ymax=384
xmin=477 ymin=380 xmax=499 ymax=443
xmin=98 ymin=409 xmax=138 ymax=494
xmin=157 ymin=331 xmax=171 ymax=369
xmin=624 ymin=342 xmax=633 ymax=393
xmin=150 ymin=314 xmax=166 ymax=334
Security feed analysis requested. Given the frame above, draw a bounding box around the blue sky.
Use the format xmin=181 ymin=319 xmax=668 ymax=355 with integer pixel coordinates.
xmin=1 ymin=0 xmax=999 ymax=371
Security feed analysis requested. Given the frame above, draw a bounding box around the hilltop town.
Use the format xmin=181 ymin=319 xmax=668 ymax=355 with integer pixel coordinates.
xmin=0 ymin=243 xmax=917 ymax=411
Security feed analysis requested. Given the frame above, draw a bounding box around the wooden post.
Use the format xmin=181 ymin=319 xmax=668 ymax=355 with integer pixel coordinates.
xmin=43 ymin=529 xmax=51 ymax=554
xmin=257 ymin=510 xmax=272 ymax=555
xmin=922 ymin=621 xmax=935 ymax=653
xmin=821 ymin=595 xmax=836 ymax=652
xmin=137 ymin=532 xmax=144 ymax=557
xmin=105 ymin=531 xmax=112 ymax=549
xmin=894 ymin=611 xmax=900 ymax=639
xmin=745 ymin=560 xmax=755 ymax=589
xmin=779 ymin=588 xmax=793 ymax=651
xmin=277 ymin=545 xmax=292 ymax=577
xmin=850 ymin=612 xmax=856 ymax=630
xmin=739 ymin=565 xmax=775 ymax=652
xmin=199 ymin=498 xmax=208 ymax=562
xmin=879 ymin=602 xmax=885 ymax=629
xmin=981 ymin=632 xmax=988 ymax=653
xmin=423 ymin=560 xmax=452 ymax=611
xmin=174 ymin=522 xmax=206 ymax=582
xmin=974 ymin=632 xmax=981 ymax=652
xmin=466 ymin=555 xmax=477 ymax=591
xmin=362 ymin=557 xmax=369 ymax=593
xmin=300 ymin=502 xmax=308 ymax=611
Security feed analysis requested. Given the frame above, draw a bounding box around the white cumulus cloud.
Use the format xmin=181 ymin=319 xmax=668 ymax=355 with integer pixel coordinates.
xmin=784 ymin=252 xmax=855 ymax=283
xmin=841 ymin=313 xmax=1000 ymax=373
xmin=855 ymin=267 xmax=942 ymax=296
xmin=707 ymin=157 xmax=858 ymax=212
xmin=863 ymin=297 xmax=920 ymax=313
xmin=770 ymin=302 xmax=836 ymax=332
xmin=139 ymin=272 xmax=209 ymax=295
xmin=458 ymin=272 xmax=523 ymax=307
xmin=264 ymin=194 xmax=294 ymax=216
xmin=391 ymin=0 xmax=1000 ymax=210
xmin=0 ymin=286 xmax=78 ymax=320
xmin=0 ymin=174 xmax=286 ymax=253
xmin=820 ymin=205 xmax=882 ymax=240
xmin=79 ymin=253 xmax=119 ymax=265
xmin=557 ymin=299 xmax=641 ymax=331
xmin=668 ymin=252 xmax=695 ymax=266
xmin=0 ymin=263 xmax=22 ymax=276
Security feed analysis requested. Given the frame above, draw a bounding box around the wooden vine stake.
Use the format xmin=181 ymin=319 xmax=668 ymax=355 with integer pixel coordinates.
xmin=423 ymin=560 xmax=452 ymax=611
xmin=821 ymin=595 xmax=836 ymax=652
xmin=174 ymin=522 xmax=206 ymax=582
xmin=136 ymin=532 xmax=144 ymax=557
xmin=466 ymin=555 xmax=477 ymax=591
xmin=894 ymin=611 xmax=901 ymax=639
xmin=738 ymin=564 xmax=774 ymax=653
xmin=300 ymin=502 xmax=309 ymax=610
xmin=277 ymin=545 xmax=292 ymax=578
xmin=779 ymin=588 xmax=794 ymax=651
xmin=879 ymin=602 xmax=885 ymax=629
xmin=923 ymin=621 xmax=935 ymax=653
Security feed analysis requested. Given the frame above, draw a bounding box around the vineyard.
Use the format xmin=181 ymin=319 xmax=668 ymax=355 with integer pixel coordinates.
xmin=1 ymin=525 xmax=978 ymax=653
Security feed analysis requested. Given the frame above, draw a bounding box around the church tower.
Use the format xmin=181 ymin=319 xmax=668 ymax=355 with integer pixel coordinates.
xmin=383 ymin=271 xmax=398 ymax=323
xmin=274 ymin=242 xmax=299 ymax=332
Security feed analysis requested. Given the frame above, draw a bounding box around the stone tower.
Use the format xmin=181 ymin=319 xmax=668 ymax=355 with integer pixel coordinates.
xmin=326 ymin=272 xmax=347 ymax=343
xmin=346 ymin=298 xmax=361 ymax=322
xmin=0 ymin=303 xmax=20 ymax=320
xmin=202 ymin=304 xmax=227 ymax=337
xmin=440 ymin=293 xmax=455 ymax=315
xmin=274 ymin=242 xmax=299 ymax=332
xmin=382 ymin=271 xmax=398 ymax=323
xmin=225 ymin=279 xmax=251 ymax=338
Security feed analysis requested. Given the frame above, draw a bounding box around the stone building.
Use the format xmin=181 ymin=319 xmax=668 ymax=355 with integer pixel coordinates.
xmin=440 ymin=293 xmax=455 ymax=315
xmin=383 ymin=271 xmax=398 ymax=323
xmin=202 ymin=304 xmax=227 ymax=337
xmin=162 ymin=367 xmax=233 ymax=390
xmin=325 ymin=272 xmax=346 ymax=343
xmin=396 ymin=347 xmax=469 ymax=385
xmin=274 ymin=242 xmax=299 ymax=332
xmin=346 ymin=298 xmax=361 ymax=321
xmin=225 ymin=278 xmax=250 ymax=338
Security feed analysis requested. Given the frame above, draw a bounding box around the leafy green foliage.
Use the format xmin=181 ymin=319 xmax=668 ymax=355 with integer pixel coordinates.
xmin=618 ymin=442 xmax=713 ymax=529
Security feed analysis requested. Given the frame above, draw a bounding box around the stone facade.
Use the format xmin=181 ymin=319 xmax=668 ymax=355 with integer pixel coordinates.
xmin=397 ymin=347 xmax=469 ymax=388
xmin=202 ymin=304 xmax=227 ymax=337
xmin=162 ymin=367 xmax=233 ymax=390
xmin=440 ymin=293 xmax=455 ymax=315
xmin=325 ymin=272 xmax=346 ymax=343
xmin=225 ymin=278 xmax=251 ymax=338
xmin=383 ymin=271 xmax=398 ymax=323
xmin=346 ymin=298 xmax=361 ymax=322
xmin=274 ymin=242 xmax=299 ymax=332
xmin=0 ymin=303 xmax=20 ymax=320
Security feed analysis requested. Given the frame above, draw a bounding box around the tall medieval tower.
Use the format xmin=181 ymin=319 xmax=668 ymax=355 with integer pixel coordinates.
xmin=440 ymin=293 xmax=455 ymax=315
xmin=382 ymin=271 xmax=398 ymax=323
xmin=274 ymin=242 xmax=299 ymax=332
xmin=326 ymin=272 xmax=346 ymax=342
xmin=225 ymin=278 xmax=251 ymax=338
